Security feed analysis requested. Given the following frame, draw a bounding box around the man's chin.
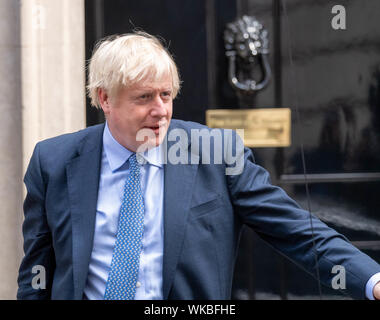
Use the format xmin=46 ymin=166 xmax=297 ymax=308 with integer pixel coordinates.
xmin=153 ymin=136 xmax=166 ymax=147
xmin=136 ymin=137 xmax=163 ymax=151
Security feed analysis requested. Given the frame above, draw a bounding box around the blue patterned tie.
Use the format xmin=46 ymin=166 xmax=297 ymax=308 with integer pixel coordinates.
xmin=104 ymin=153 xmax=145 ymax=300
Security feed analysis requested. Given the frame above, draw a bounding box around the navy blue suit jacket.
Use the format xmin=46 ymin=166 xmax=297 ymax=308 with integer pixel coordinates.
xmin=17 ymin=119 xmax=380 ymax=299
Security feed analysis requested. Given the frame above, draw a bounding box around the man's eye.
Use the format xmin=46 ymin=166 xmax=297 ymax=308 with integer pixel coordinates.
xmin=161 ymin=91 xmax=172 ymax=98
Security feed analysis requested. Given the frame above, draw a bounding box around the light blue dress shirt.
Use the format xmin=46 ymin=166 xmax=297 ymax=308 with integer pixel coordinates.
xmin=83 ymin=122 xmax=164 ymax=300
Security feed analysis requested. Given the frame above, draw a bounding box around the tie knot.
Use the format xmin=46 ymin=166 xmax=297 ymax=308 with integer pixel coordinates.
xmin=129 ymin=153 xmax=146 ymax=172
xmin=130 ymin=153 xmax=147 ymax=167
xmin=129 ymin=153 xmax=138 ymax=169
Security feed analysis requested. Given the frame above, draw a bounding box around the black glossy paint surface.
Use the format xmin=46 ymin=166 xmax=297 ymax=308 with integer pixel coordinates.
xmin=234 ymin=0 xmax=380 ymax=299
xmin=85 ymin=0 xmax=380 ymax=299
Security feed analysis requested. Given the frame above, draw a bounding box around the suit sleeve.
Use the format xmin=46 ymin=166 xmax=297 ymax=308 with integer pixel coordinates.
xmin=17 ymin=143 xmax=55 ymax=299
xmin=226 ymin=134 xmax=380 ymax=299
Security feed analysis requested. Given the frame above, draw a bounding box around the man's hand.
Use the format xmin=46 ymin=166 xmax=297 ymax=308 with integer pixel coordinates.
xmin=373 ymin=282 xmax=380 ymax=300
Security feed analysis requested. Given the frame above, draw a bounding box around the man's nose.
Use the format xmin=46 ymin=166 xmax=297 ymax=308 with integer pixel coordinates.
xmin=150 ymin=95 xmax=167 ymax=117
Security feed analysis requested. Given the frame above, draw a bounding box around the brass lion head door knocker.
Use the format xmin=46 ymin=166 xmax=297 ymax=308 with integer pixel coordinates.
xmin=224 ymin=15 xmax=271 ymax=94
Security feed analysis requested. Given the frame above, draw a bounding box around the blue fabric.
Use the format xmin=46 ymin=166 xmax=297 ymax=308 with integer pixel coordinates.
xmin=104 ymin=154 xmax=144 ymax=300
xmin=83 ymin=123 xmax=164 ymax=300
xmin=18 ymin=120 xmax=380 ymax=300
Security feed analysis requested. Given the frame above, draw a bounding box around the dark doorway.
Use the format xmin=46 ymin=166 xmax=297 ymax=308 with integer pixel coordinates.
xmin=85 ymin=0 xmax=380 ymax=299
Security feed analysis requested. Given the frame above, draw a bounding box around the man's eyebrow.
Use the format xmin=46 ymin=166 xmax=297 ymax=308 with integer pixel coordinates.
xmin=132 ymin=89 xmax=153 ymax=95
xmin=135 ymin=88 xmax=172 ymax=93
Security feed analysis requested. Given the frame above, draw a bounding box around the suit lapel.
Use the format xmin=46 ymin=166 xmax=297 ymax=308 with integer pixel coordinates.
xmin=162 ymin=122 xmax=199 ymax=299
xmin=66 ymin=124 xmax=104 ymax=300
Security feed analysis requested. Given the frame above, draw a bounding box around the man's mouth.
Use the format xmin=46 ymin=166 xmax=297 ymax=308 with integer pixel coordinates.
xmin=145 ymin=125 xmax=160 ymax=129
xmin=144 ymin=123 xmax=166 ymax=134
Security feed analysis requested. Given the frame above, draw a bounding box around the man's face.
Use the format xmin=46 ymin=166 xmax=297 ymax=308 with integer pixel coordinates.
xmin=100 ymin=75 xmax=173 ymax=152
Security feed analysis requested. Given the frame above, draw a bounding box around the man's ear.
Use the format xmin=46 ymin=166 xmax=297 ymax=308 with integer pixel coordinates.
xmin=98 ymin=88 xmax=111 ymax=115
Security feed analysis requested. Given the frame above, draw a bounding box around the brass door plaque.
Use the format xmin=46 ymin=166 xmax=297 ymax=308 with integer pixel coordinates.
xmin=206 ymin=108 xmax=291 ymax=147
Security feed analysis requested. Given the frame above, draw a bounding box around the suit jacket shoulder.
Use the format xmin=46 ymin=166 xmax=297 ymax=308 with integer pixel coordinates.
xmin=36 ymin=123 xmax=104 ymax=163
xmin=25 ymin=124 xmax=104 ymax=180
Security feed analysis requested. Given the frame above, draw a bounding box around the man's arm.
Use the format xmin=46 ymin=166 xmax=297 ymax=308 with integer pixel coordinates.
xmin=226 ymin=141 xmax=380 ymax=299
xmin=17 ymin=143 xmax=55 ymax=299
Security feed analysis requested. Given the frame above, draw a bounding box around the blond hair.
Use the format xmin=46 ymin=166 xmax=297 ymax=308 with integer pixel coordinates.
xmin=87 ymin=31 xmax=181 ymax=108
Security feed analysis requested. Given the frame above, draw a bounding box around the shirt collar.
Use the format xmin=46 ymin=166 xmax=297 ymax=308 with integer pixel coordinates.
xmin=103 ymin=122 xmax=163 ymax=172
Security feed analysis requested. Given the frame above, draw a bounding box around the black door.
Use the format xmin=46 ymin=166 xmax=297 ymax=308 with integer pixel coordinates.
xmin=85 ymin=0 xmax=380 ymax=299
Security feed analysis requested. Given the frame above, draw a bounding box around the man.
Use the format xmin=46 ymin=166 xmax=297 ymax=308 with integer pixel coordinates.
xmin=17 ymin=31 xmax=380 ymax=300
